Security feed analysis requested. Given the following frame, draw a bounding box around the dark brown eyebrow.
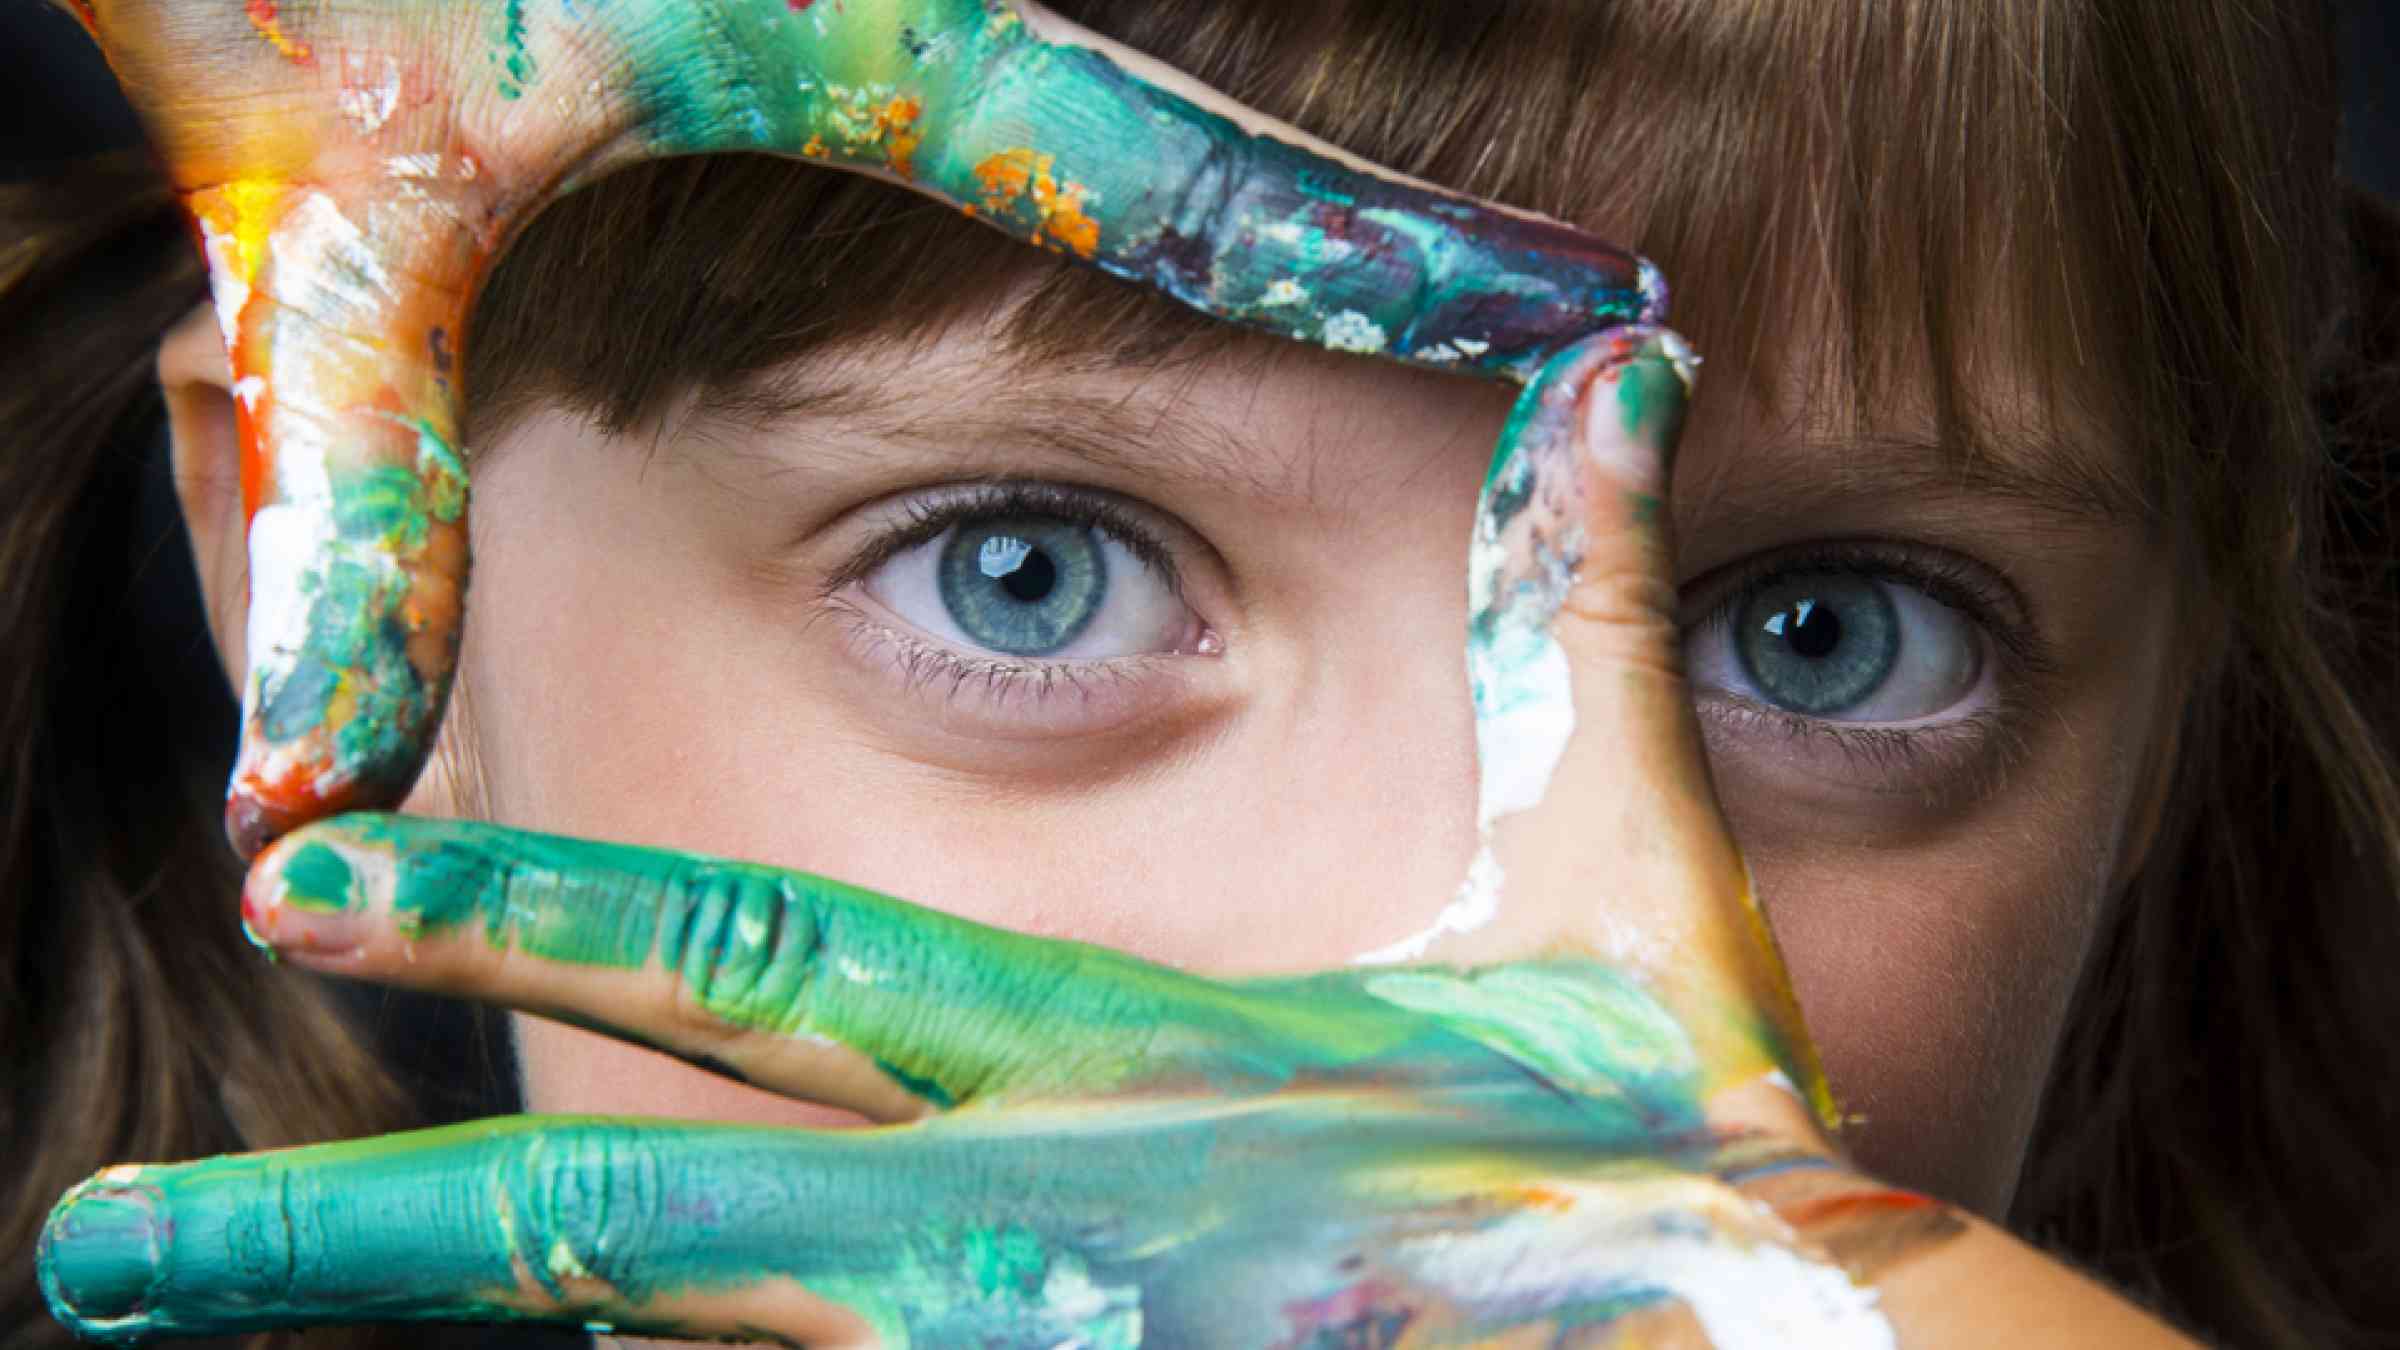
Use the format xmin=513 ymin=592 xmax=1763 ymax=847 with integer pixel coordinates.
xmin=696 ymin=358 xmax=2152 ymax=534
xmin=1680 ymin=429 xmax=2155 ymax=537
xmin=692 ymin=358 xmax=1336 ymax=509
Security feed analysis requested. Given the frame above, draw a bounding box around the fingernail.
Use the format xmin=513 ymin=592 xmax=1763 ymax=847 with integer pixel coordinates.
xmin=39 ymin=1176 xmax=163 ymax=1331
xmin=1580 ymin=327 xmax=1697 ymax=489
xmin=242 ymin=834 xmax=372 ymax=958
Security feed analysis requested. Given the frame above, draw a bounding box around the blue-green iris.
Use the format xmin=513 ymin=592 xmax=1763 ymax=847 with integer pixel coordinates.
xmin=938 ymin=517 xmax=1107 ymax=656
xmin=1735 ymin=573 xmax=1898 ymax=715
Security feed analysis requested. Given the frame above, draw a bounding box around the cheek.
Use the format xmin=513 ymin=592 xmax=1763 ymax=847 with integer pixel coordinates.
xmin=1724 ymin=768 xmax=2123 ymax=1217
xmin=425 ymin=432 xmax=1496 ymax=1123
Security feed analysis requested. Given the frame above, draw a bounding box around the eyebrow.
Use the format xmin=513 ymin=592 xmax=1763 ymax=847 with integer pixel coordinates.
xmin=1681 ymin=429 xmax=2155 ymax=535
xmin=695 ymin=363 xmax=2154 ymax=533
xmin=692 ymin=361 xmax=1332 ymax=508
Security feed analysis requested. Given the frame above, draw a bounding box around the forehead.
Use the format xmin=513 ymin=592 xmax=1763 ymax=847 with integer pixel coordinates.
xmin=675 ymin=283 xmax=2148 ymax=548
xmin=468 ymin=0 xmax=2168 ymax=539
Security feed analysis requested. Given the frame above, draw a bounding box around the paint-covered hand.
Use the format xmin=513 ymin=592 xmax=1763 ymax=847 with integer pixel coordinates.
xmin=67 ymin=0 xmax=1664 ymax=859
xmin=41 ymin=328 xmax=1951 ymax=1347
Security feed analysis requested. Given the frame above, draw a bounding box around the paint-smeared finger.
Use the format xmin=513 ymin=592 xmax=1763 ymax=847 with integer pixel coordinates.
xmin=243 ymin=814 xmax=1451 ymax=1117
xmin=204 ymin=178 xmax=481 ymax=860
xmin=34 ymin=1115 xmax=1131 ymax=1346
xmin=1370 ymin=328 xmax=1833 ymax=1123
xmin=80 ymin=0 xmax=1670 ymax=855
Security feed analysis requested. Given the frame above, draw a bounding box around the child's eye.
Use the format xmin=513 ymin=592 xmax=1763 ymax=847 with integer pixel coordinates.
xmin=1698 ymin=569 xmax=1982 ymax=721
xmin=1681 ymin=541 xmax=2052 ymax=790
xmin=817 ymin=481 xmax=1226 ymax=739
xmin=859 ymin=507 xmax=1203 ymax=661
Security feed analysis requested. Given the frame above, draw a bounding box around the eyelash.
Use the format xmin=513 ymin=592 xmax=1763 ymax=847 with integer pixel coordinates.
xmin=1685 ymin=541 xmax=2057 ymax=778
xmin=823 ymin=480 xmax=1185 ymax=597
xmin=821 ymin=481 xmax=1197 ymax=710
xmin=828 ymin=488 xmax=2052 ymax=787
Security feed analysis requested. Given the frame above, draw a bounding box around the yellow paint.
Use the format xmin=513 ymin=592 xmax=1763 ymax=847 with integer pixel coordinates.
xmin=190 ymin=178 xmax=289 ymax=292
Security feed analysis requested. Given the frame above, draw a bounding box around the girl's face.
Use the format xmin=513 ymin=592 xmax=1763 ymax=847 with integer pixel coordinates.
xmin=357 ymin=285 xmax=2179 ymax=1224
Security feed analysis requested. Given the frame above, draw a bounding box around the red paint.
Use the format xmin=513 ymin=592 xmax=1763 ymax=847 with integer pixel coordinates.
xmin=1782 ymin=1187 xmax=1941 ymax=1229
xmin=787 ymin=0 xmax=816 ymax=10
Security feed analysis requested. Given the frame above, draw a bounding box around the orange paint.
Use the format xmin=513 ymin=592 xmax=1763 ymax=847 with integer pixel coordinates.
xmin=873 ymin=95 xmax=923 ymax=179
xmin=971 ymin=148 xmax=1101 ymax=259
xmin=1503 ymin=1184 xmax=1578 ymax=1213
xmin=244 ymin=0 xmax=313 ymax=65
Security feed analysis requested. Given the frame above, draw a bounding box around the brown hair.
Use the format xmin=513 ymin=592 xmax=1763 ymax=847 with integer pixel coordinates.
xmin=0 ymin=158 xmax=422 ymax=1348
xmin=5 ymin=1 xmax=2396 ymax=1346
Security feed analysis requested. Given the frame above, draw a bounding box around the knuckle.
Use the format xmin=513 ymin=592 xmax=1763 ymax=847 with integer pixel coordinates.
xmin=490 ymin=1123 xmax=666 ymax=1304
xmin=655 ymin=863 xmax=822 ymax=1035
xmin=1560 ymin=566 xmax=1685 ymax=677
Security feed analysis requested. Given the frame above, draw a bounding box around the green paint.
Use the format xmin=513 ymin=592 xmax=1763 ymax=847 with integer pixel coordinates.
xmin=607 ymin=1 xmax=1659 ymax=378
xmin=142 ymin=0 xmax=1670 ymax=852
xmin=272 ymin=815 xmax=1709 ymax=1127
xmin=493 ymin=0 xmax=536 ymax=98
xmin=1616 ymin=346 xmax=1689 ymax=464
xmin=415 ymin=421 xmax=468 ymax=524
xmin=42 ymin=812 xmax=1876 ymax=1346
xmin=276 ymin=840 xmax=361 ymax=914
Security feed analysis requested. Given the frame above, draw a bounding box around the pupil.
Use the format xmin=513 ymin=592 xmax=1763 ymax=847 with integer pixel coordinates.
xmin=942 ymin=517 xmax=1107 ymax=657
xmin=993 ymin=544 xmax=1056 ymax=603
xmin=1786 ymin=598 xmax=1842 ymax=659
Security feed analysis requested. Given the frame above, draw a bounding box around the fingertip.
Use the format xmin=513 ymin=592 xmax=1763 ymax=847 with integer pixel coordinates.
xmin=1583 ymin=326 xmax=1697 ymax=492
xmin=39 ymin=1171 xmax=164 ymax=1339
xmin=241 ymin=820 xmax=394 ymax=960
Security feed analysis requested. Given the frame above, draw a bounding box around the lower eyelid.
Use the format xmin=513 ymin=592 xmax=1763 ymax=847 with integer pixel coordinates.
xmin=822 ymin=598 xmax=1222 ymax=744
xmin=1693 ymin=691 xmax=2023 ymax=804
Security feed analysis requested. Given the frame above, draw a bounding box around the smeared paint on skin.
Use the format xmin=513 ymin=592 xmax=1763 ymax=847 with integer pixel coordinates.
xmin=45 ymin=3 xmax=1940 ymax=1342
xmin=45 ymin=819 xmax=1929 ymax=1347
xmin=1357 ymin=328 xmax=1698 ymax=967
xmin=74 ymin=0 xmax=1662 ymax=855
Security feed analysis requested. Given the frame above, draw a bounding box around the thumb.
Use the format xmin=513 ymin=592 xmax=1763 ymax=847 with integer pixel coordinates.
xmin=1401 ymin=326 xmax=1835 ymax=1127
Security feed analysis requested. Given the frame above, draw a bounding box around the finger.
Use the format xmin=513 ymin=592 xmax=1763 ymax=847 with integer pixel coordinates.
xmin=82 ymin=0 xmax=1665 ymax=856
xmin=34 ymin=1115 xmax=1116 ymax=1346
xmin=241 ymin=814 xmax=1453 ymax=1117
xmin=1368 ymin=327 xmax=1835 ymax=1125
xmin=38 ymin=1109 xmax=1893 ymax=1347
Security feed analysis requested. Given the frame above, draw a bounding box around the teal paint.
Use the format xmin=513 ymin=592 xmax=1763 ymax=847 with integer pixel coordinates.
xmin=255 ymin=815 xmax=1708 ymax=1125
xmin=83 ymin=0 xmax=1671 ymax=853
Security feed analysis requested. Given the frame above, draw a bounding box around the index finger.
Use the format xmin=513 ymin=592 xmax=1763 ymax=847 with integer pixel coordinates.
xmin=73 ymin=0 xmax=1666 ymax=855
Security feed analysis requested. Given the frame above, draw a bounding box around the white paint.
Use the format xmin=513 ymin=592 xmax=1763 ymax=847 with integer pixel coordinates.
xmin=1355 ymin=451 xmax=1580 ymax=965
xmin=274 ymin=192 xmax=396 ymax=323
xmin=1320 ymin=309 xmax=1388 ymax=354
xmin=196 ymin=219 xmax=250 ymax=351
xmin=1353 ymin=845 xmax=1503 ymax=965
xmin=384 ymin=153 xmax=446 ymax=179
xmin=336 ymin=53 xmax=402 ymax=136
xmin=1470 ymin=620 xmax=1575 ymax=825
xmin=244 ymin=499 xmax=332 ymax=695
xmin=233 ymin=375 xmax=266 ymax=411
xmin=1260 ymin=278 xmax=1310 ymax=307
xmin=1397 ymin=1175 xmax=1895 ymax=1350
